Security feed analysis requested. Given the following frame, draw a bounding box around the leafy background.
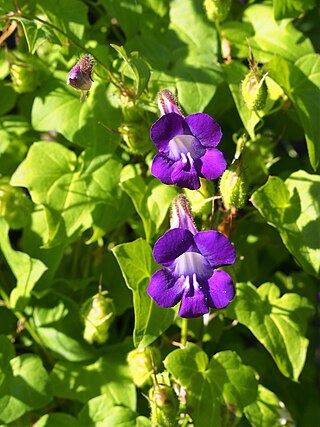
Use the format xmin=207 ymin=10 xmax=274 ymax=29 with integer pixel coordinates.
xmin=0 ymin=0 xmax=319 ymax=426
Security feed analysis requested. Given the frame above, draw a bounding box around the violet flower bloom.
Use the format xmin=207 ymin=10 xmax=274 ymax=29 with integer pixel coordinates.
xmin=147 ymin=195 xmax=236 ymax=318
xmin=150 ymin=90 xmax=227 ymax=190
xmin=67 ymin=55 xmax=94 ymax=92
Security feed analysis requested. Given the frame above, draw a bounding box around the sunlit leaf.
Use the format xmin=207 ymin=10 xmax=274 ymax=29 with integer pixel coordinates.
xmin=164 ymin=343 xmax=258 ymax=427
xmin=226 ymin=282 xmax=314 ymax=380
xmin=112 ymin=239 xmax=176 ymax=347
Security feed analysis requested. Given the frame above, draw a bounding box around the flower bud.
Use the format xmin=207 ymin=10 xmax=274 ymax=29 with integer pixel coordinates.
xmin=157 ymin=89 xmax=184 ymax=117
xmin=241 ymin=70 xmax=268 ymax=111
xmin=170 ymin=194 xmax=197 ymax=235
xmin=149 ymin=384 xmax=179 ymax=427
xmin=127 ymin=346 xmax=161 ymax=387
xmin=204 ymin=0 xmax=231 ymax=22
xmin=219 ymin=161 xmax=248 ymax=210
xmin=119 ymin=122 xmax=152 ymax=155
xmin=82 ymin=291 xmax=115 ymax=345
xmin=0 ymin=183 xmax=33 ymax=229
xmin=67 ymin=54 xmax=95 ymax=91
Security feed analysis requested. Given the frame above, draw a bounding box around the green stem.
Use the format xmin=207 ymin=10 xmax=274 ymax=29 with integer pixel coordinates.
xmin=180 ymin=318 xmax=188 ymax=347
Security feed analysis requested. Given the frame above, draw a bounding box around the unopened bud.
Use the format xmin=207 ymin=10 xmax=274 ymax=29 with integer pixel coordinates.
xmin=219 ymin=162 xmax=248 ymax=210
xmin=67 ymin=54 xmax=95 ymax=91
xmin=82 ymin=291 xmax=115 ymax=345
xmin=241 ymin=70 xmax=268 ymax=111
xmin=119 ymin=122 xmax=152 ymax=155
xmin=204 ymin=0 xmax=231 ymax=22
xmin=170 ymin=194 xmax=197 ymax=235
xmin=149 ymin=384 xmax=179 ymax=427
xmin=0 ymin=183 xmax=33 ymax=229
xmin=158 ymin=89 xmax=184 ymax=117
xmin=127 ymin=346 xmax=161 ymax=387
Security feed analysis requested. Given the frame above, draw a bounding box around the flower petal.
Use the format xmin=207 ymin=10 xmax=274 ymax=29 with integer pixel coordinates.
xmin=148 ymin=269 xmax=184 ymax=308
xmin=185 ymin=113 xmax=222 ymax=147
xmin=194 ymin=230 xmax=236 ymax=268
xmin=150 ymin=113 xmax=189 ymax=151
xmin=207 ymin=270 xmax=235 ymax=308
xmin=198 ymin=148 xmax=227 ymax=180
xmin=153 ymin=228 xmax=196 ymax=265
xmin=171 ymin=156 xmax=201 ymax=190
xmin=178 ymin=286 xmax=209 ymax=318
xmin=151 ymin=153 xmax=175 ymax=185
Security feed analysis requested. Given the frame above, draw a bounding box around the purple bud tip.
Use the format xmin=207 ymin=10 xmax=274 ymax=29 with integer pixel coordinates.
xmin=158 ymin=89 xmax=184 ymax=117
xmin=171 ymin=194 xmax=197 ymax=234
xmin=66 ymin=55 xmax=95 ymax=92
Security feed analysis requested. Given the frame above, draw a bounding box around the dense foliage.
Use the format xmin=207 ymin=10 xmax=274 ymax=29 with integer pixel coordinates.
xmin=0 ymin=0 xmax=319 ymax=426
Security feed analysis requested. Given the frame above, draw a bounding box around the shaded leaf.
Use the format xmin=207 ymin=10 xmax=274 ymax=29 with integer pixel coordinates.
xmin=0 ymin=219 xmax=47 ymax=310
xmin=273 ymin=0 xmax=315 ymax=21
xmin=50 ymin=341 xmax=135 ymax=408
xmin=251 ymin=171 xmax=320 ymax=276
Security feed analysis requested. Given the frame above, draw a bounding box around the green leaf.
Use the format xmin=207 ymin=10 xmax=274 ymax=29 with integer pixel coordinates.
xmin=0 ymin=82 xmax=17 ymax=116
xmin=0 ymin=336 xmax=15 ymax=369
xmin=268 ymin=54 xmax=320 ymax=170
xmin=34 ymin=413 xmax=81 ymax=427
xmin=121 ymin=176 xmax=177 ymax=242
xmin=32 ymin=295 xmax=96 ymax=362
xmin=209 ymin=351 xmax=259 ymax=414
xmin=0 ymin=354 xmax=51 ymax=424
xmin=37 ymin=0 xmax=88 ymax=41
xmin=169 ymin=0 xmax=218 ymax=58
xmin=222 ymin=4 xmax=314 ymax=63
xmin=223 ymin=62 xmax=260 ymax=139
xmin=0 ymin=219 xmax=47 ymax=310
xmin=175 ymin=60 xmax=223 ymax=113
xmin=11 ymin=143 xmax=124 ymax=246
xmin=112 ymin=239 xmax=175 ymax=347
xmin=100 ymin=0 xmax=142 ymax=39
xmin=32 ymin=73 xmax=120 ymax=150
xmin=78 ymin=395 xmax=140 ymax=427
xmin=11 ymin=141 xmax=77 ymax=204
xmin=16 ymin=17 xmax=60 ymax=53
xmin=130 ymin=57 xmax=151 ymax=98
xmin=251 ymin=171 xmax=320 ymax=276
xmin=226 ymin=282 xmax=314 ymax=380
xmin=273 ymin=0 xmax=315 ymax=21
xmin=164 ymin=343 xmax=258 ymax=427
xmin=243 ymin=4 xmax=314 ymax=63
xmin=244 ymin=385 xmax=294 ymax=427
xmin=111 ymin=45 xmax=150 ymax=98
xmin=50 ymin=341 xmax=136 ymax=408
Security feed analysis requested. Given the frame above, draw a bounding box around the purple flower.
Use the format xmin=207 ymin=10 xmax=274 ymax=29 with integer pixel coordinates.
xmin=150 ymin=90 xmax=227 ymax=190
xmin=67 ymin=55 xmax=94 ymax=92
xmin=147 ymin=195 xmax=236 ymax=318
